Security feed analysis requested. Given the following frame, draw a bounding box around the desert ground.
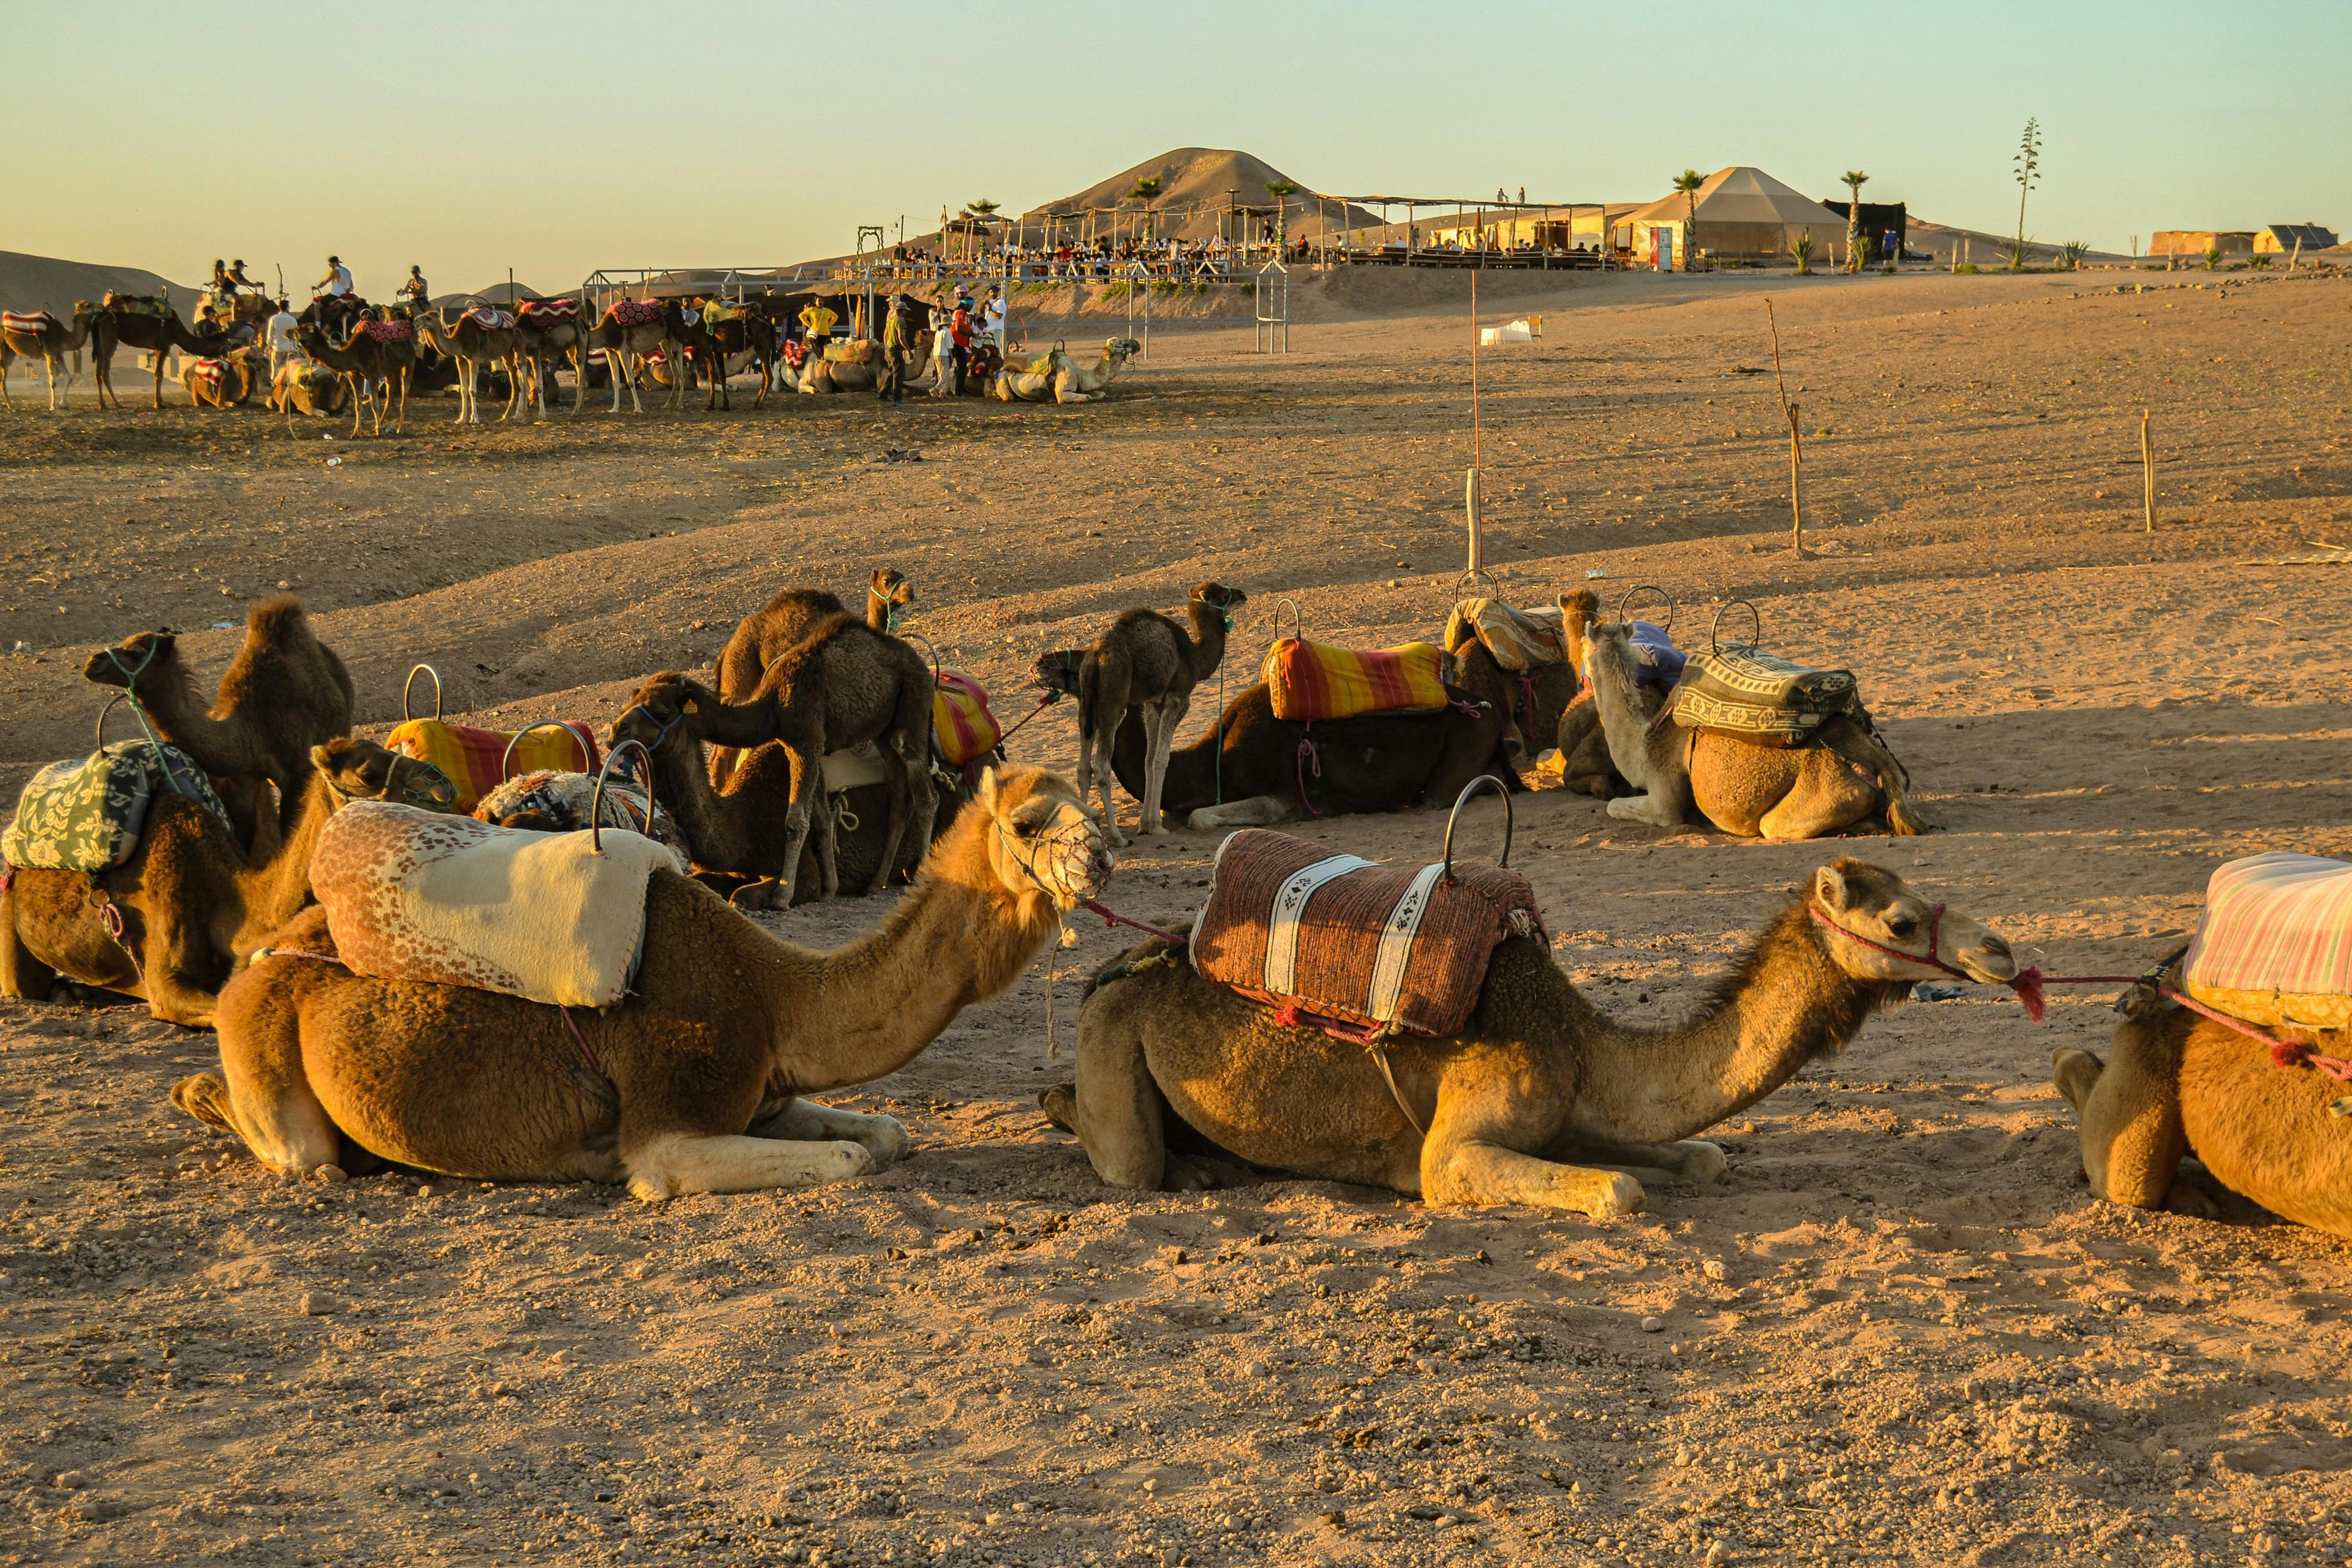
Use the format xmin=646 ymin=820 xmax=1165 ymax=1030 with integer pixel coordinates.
xmin=2 ymin=263 xmax=2350 ymax=1568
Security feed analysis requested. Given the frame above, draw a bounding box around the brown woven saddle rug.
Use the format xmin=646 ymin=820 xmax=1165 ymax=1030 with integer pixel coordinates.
xmin=1191 ymin=828 xmax=1544 ymax=1042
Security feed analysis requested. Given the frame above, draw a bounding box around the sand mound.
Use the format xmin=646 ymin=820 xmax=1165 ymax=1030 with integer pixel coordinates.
xmin=0 ymin=249 xmax=192 ymax=316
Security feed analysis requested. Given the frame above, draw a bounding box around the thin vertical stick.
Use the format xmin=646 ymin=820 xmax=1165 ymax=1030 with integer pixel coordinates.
xmin=2141 ymin=410 xmax=2155 ymax=533
xmin=1767 ymin=300 xmax=1803 ymax=555
xmin=1466 ymin=270 xmax=1483 ymax=572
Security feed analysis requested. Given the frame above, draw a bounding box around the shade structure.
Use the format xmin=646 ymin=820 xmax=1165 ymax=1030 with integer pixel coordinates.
xmin=1616 ymin=167 xmax=1851 ymax=266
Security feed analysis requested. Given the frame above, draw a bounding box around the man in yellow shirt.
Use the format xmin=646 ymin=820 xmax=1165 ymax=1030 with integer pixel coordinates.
xmin=798 ymin=298 xmax=839 ymax=358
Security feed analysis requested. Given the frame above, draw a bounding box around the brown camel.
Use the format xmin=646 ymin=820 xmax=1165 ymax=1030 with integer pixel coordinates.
xmin=1075 ymin=584 xmax=1248 ymax=848
xmin=2054 ymin=982 xmax=2352 ymax=1237
xmin=709 ymin=570 xmax=914 ymax=781
xmin=0 ymin=304 xmax=97 ymax=411
xmin=1541 ymin=587 xmax=1638 ymax=799
xmin=617 ymin=621 xmax=934 ymax=905
xmin=1583 ymin=619 xmax=1926 ymax=839
xmin=183 ymin=349 xmax=258 ymax=410
xmin=697 ymin=306 xmax=778 ymax=410
xmin=170 ymin=766 xmax=1110 ymax=1194
xmin=295 ymin=323 xmax=413 ymax=437
xmin=88 ymin=295 xmax=219 ymax=409
xmin=83 ymin=598 xmax=356 ymax=839
xmin=513 ymin=300 xmax=592 ymax=417
xmin=0 ymin=738 xmax=454 ymax=1028
xmin=590 ymin=299 xmax=693 ymax=413
xmin=1045 ymin=858 xmax=2016 ymax=1211
xmin=268 ymin=356 xmax=350 ymax=419
xmin=412 ymin=307 xmax=526 ymax=424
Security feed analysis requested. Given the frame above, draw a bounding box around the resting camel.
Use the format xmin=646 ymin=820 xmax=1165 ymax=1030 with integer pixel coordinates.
xmin=183 ymin=349 xmax=257 ymax=409
xmin=513 ymin=300 xmax=592 ymax=417
xmin=295 ymin=323 xmax=413 ymax=437
xmin=1074 ymin=584 xmax=1247 ymax=848
xmin=89 ymin=295 xmax=218 ymax=410
xmin=993 ymin=337 xmax=1141 ymax=404
xmin=1542 ymin=588 xmax=1636 ymax=799
xmin=172 ymin=766 xmax=1111 ymax=1195
xmin=0 ymin=739 xmax=454 ymax=1028
xmin=413 ymin=308 xmax=525 ymax=424
xmin=2054 ymin=983 xmax=2352 ymax=1237
xmin=0 ymin=304 xmax=96 ymax=411
xmin=1583 ymin=619 xmax=1926 ymax=839
xmin=590 ymin=299 xmax=692 ymax=413
xmin=83 ymin=598 xmax=356 ymax=839
xmin=710 ymin=569 xmax=913 ymax=780
xmin=268 ymin=356 xmax=349 ymax=419
xmin=1046 ymin=858 xmax=2016 ymax=1211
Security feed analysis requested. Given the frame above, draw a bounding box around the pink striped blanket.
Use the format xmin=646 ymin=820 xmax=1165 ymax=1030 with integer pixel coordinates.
xmin=1 ymin=311 xmax=57 ymax=337
xmin=464 ymin=308 xmax=514 ymax=331
xmin=518 ymin=297 xmax=579 ymax=325
xmin=2184 ymin=851 xmax=2352 ymax=1032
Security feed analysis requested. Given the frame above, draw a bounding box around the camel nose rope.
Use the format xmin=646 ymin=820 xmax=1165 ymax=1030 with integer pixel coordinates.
xmin=2014 ymin=968 xmax=2352 ymax=1082
xmin=1808 ymin=902 xmax=2041 ymax=1012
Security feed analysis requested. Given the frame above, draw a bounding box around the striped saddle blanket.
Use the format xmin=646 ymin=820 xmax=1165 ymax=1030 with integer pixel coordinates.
xmin=355 ymin=317 xmax=412 ymax=342
xmin=1670 ymin=643 xmax=1859 ymax=747
xmin=1444 ymin=597 xmax=1567 ymax=672
xmin=606 ymin=299 xmax=665 ymax=328
xmin=187 ymin=358 xmax=227 ymax=390
xmin=933 ymin=671 xmax=1001 ymax=766
xmin=517 ymin=297 xmax=579 ymax=325
xmin=464 ymin=308 xmax=514 ymax=331
xmin=2184 ymin=852 xmax=2352 ymax=1033
xmin=385 ymin=718 xmax=600 ymax=815
xmin=1263 ymin=638 xmax=1449 ymax=722
xmin=4 ymin=741 xmax=232 ymax=873
xmin=1 ymin=311 xmax=57 ymax=337
xmin=1191 ymin=828 xmax=1544 ymax=1039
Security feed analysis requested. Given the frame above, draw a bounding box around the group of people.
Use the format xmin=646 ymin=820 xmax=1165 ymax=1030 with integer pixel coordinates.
xmin=804 ymin=283 xmax=1007 ymax=404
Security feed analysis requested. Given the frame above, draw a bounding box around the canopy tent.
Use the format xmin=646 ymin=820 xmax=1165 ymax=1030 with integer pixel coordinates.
xmin=1615 ymin=167 xmax=1850 ymax=268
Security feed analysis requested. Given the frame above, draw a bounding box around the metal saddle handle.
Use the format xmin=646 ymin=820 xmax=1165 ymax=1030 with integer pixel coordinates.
xmin=1441 ymin=774 xmax=1514 ymax=880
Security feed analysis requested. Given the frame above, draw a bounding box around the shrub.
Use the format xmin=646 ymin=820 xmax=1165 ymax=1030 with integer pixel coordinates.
xmin=2060 ymin=240 xmax=2090 ymax=270
xmin=1954 ymin=263 xmax=1980 ymax=275
xmin=1790 ymin=234 xmax=1815 ymax=276
xmin=2203 ymin=246 xmax=2222 ymax=271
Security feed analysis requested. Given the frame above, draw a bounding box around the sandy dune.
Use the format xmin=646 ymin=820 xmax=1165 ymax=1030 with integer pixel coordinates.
xmin=2 ymin=264 xmax=2350 ymax=1567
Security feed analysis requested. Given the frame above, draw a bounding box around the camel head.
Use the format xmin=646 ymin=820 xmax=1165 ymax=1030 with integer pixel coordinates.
xmin=1557 ymin=588 xmax=1600 ymax=678
xmin=607 ymin=673 xmax=707 ymax=755
xmin=83 ymin=629 xmax=182 ymax=695
xmin=311 ymin=737 xmax=458 ymax=810
xmin=871 ymin=568 xmax=914 ymax=621
xmin=1580 ymin=618 xmax=1644 ymax=701
xmin=1806 ymin=858 xmax=2016 ymax=987
xmin=971 ymin=766 xmax=1112 ymax=913
xmin=1105 ymin=337 xmax=1142 ymax=361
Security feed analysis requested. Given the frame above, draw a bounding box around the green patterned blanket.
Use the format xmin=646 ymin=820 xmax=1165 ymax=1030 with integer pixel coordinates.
xmin=3 ymin=742 xmax=232 ymax=872
xmin=1671 ymin=645 xmax=1862 ymax=747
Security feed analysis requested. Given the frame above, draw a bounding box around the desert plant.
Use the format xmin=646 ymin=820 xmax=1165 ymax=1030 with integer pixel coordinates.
xmin=1264 ymin=179 xmax=1300 ymax=251
xmin=1672 ymin=168 xmax=1705 ymax=270
xmin=1790 ymin=233 xmax=1815 ymax=275
xmin=1954 ymin=263 xmax=1980 ymax=275
xmin=2060 ymin=239 xmax=2090 ymax=270
xmin=2251 ymin=253 xmax=2273 ymax=270
xmin=2203 ymin=244 xmax=2222 ymax=271
xmin=964 ymin=198 xmax=1000 ymax=219
xmin=2004 ymin=236 xmax=2032 ymax=271
xmin=1841 ymin=170 xmax=1869 ymax=273
xmin=2011 ymin=118 xmax=2041 ymax=270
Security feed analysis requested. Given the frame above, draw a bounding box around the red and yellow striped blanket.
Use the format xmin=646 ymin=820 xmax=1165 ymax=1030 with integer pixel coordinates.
xmin=1262 ymin=638 xmax=1448 ymax=722
xmin=385 ymin=718 xmax=600 ymax=815
xmin=2184 ymin=851 xmax=2352 ymax=1032
xmin=933 ymin=671 xmax=1001 ymax=766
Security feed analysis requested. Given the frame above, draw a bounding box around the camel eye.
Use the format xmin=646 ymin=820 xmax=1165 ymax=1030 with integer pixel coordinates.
xmin=1011 ymin=815 xmax=1042 ymax=839
xmin=1885 ymin=914 xmax=1918 ymax=940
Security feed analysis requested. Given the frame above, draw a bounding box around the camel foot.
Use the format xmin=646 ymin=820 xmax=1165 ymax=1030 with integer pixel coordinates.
xmin=171 ymin=1072 xmax=235 ymax=1134
xmin=624 ymin=1134 xmax=876 ymax=1200
xmin=1163 ymin=1155 xmax=1226 ymax=1192
xmin=748 ymin=1100 xmax=910 ymax=1166
xmin=1038 ymin=1085 xmax=1077 ymax=1134
xmin=2051 ymin=1046 xmax=2105 ymax=1112
xmin=2162 ymin=1176 xmax=2226 ymax=1221
xmin=729 ymin=878 xmax=788 ymax=912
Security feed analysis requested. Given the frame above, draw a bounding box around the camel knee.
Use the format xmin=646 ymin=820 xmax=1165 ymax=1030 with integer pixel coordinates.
xmin=171 ymin=1072 xmax=236 ymax=1134
xmin=1038 ymin=1085 xmax=1077 ymax=1135
xmin=2051 ymin=1047 xmax=2105 ymax=1112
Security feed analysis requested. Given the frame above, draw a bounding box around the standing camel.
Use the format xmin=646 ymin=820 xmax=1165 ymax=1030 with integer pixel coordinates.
xmin=1074 ymin=583 xmax=1247 ymax=847
xmin=89 ymin=295 xmax=219 ymax=409
xmin=413 ymin=307 xmax=526 ymax=424
xmin=708 ymin=570 xmax=914 ymax=783
xmin=295 ymin=323 xmax=413 ymax=437
xmin=698 ymin=304 xmax=777 ymax=410
xmin=513 ymin=298 xmax=590 ymax=417
xmin=590 ymin=298 xmax=692 ymax=413
xmin=0 ymin=304 xmax=97 ymax=411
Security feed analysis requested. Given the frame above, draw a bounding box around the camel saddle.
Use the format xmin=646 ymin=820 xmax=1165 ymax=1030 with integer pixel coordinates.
xmin=1670 ymin=643 xmax=1861 ymax=748
xmin=606 ymin=299 xmax=665 ymax=328
xmin=781 ymin=339 xmax=808 ymax=369
xmin=473 ymin=769 xmax=683 ymax=852
xmin=99 ymin=292 xmax=170 ymax=318
xmin=385 ymin=718 xmax=600 ymax=815
xmin=2182 ymin=852 xmax=2352 ymax=1035
xmin=355 ymin=317 xmax=412 ymax=343
xmin=4 ymin=741 xmax=232 ymax=873
xmin=311 ymin=801 xmax=684 ymax=1009
xmin=1263 ymin=638 xmax=1449 ymax=723
xmin=701 ymin=298 xmax=753 ymax=327
xmin=463 ymin=307 xmax=514 ymax=331
xmin=1192 ymin=829 xmax=1543 ymax=1040
xmin=1 ymin=311 xmax=57 ymax=336
xmin=517 ymin=297 xmax=578 ymax=325
xmin=933 ymin=671 xmax=1002 ymax=766
xmin=186 ymin=358 xmax=229 ymax=390
xmin=1444 ymin=597 xmax=1567 ymax=673
xmin=822 ymin=339 xmax=877 ymax=366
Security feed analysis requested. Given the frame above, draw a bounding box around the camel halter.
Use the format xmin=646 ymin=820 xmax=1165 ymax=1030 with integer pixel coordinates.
xmin=1807 ymin=901 xmax=2038 ymax=1017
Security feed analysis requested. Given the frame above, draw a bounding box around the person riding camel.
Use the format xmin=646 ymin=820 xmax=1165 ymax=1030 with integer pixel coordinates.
xmin=315 ymin=255 xmax=353 ymax=304
xmin=224 ymin=259 xmax=255 ymax=297
xmin=398 ymin=266 xmax=430 ymax=313
xmin=209 ymin=259 xmax=233 ymax=300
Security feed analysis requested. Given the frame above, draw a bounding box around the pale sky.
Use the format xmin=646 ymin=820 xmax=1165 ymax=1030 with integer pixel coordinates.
xmin=19 ymin=0 xmax=2348 ymax=297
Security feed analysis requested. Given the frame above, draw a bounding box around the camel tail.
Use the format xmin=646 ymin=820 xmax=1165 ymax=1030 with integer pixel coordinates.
xmin=1877 ymin=756 xmax=1931 ymax=835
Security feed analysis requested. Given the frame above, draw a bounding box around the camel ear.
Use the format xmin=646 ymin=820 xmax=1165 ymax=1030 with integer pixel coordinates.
xmin=1812 ymin=862 xmax=1855 ymax=913
xmin=974 ymin=766 xmax=1001 ymax=815
xmin=310 ymin=742 xmax=338 ymax=772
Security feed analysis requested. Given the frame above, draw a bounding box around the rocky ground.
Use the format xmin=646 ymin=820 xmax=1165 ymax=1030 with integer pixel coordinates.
xmin=2 ymin=263 xmax=2350 ymax=1567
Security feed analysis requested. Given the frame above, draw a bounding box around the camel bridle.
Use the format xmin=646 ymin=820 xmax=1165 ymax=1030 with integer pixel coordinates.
xmin=1807 ymin=900 xmax=1965 ymax=982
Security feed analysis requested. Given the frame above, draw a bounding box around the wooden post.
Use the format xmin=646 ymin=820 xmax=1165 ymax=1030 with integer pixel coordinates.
xmin=1767 ymin=300 xmax=1802 ymax=555
xmin=1466 ymin=270 xmax=1483 ymax=571
xmin=2141 ymin=410 xmax=2155 ymax=532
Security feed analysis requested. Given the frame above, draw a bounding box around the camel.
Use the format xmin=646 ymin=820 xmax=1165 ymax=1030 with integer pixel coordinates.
xmin=170 ymin=766 xmax=1112 ymax=1195
xmin=268 ymin=355 xmax=350 ymax=419
xmin=295 ymin=323 xmax=413 ymax=437
xmin=183 ymin=349 xmax=258 ymax=410
xmin=1583 ymin=619 xmax=1927 ymax=839
xmin=992 ymin=337 xmax=1141 ymax=404
xmin=590 ymin=299 xmax=693 ymax=413
xmin=709 ymin=569 xmax=913 ymax=781
xmin=1044 ymin=858 xmax=2016 ymax=1210
xmin=0 ymin=304 xmax=96 ymax=411
xmin=82 ymin=598 xmax=356 ymax=839
xmin=617 ymin=617 xmax=935 ymax=905
xmin=413 ymin=307 xmax=526 ymax=424
xmin=88 ymin=295 xmax=219 ymax=410
xmin=513 ymin=300 xmax=592 ymax=417
xmin=1074 ymin=584 xmax=1246 ymax=848
xmin=698 ymin=305 xmax=777 ymax=410
xmin=2054 ymin=982 xmax=2352 ymax=1237
xmin=0 ymin=737 xmax=454 ymax=1028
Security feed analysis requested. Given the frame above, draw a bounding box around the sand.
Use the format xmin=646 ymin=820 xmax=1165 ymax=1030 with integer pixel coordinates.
xmin=2 ymin=263 xmax=2350 ymax=1568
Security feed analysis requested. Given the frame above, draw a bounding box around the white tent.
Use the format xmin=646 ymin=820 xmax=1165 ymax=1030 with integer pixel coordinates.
xmin=1618 ymin=167 xmax=1850 ymax=269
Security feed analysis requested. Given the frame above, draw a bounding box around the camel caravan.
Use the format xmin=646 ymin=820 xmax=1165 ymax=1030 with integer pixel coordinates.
xmin=5 ymin=574 xmax=2350 ymax=1243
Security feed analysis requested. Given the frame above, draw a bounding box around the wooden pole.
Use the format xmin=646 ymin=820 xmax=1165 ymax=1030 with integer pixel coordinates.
xmin=1767 ymin=300 xmax=1802 ymax=555
xmin=2141 ymin=410 xmax=2155 ymax=532
xmin=1466 ymin=270 xmax=1483 ymax=572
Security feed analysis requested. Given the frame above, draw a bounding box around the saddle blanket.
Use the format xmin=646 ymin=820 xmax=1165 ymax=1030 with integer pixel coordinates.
xmin=781 ymin=340 xmax=807 ymax=369
xmin=1264 ymin=638 xmax=1448 ymax=722
xmin=822 ymin=340 xmax=877 ymax=365
xmin=701 ymin=299 xmax=753 ymax=326
xmin=385 ymin=718 xmax=600 ymax=815
xmin=99 ymin=292 xmax=170 ymax=317
xmin=464 ymin=308 xmax=514 ymax=331
xmin=1 ymin=311 xmax=56 ymax=337
xmin=473 ymin=769 xmax=682 ymax=851
xmin=606 ymin=299 xmax=665 ymax=328
xmin=355 ymin=317 xmax=412 ymax=342
xmin=1445 ymin=597 xmax=1566 ymax=672
xmin=933 ymin=671 xmax=1001 ymax=766
xmin=517 ymin=297 xmax=579 ymax=324
xmin=2184 ymin=852 xmax=2352 ymax=1033
xmin=4 ymin=741 xmax=232 ymax=873
xmin=187 ymin=358 xmax=227 ymax=390
xmin=1672 ymin=643 xmax=1857 ymax=747
xmin=1191 ymin=828 xmax=1544 ymax=1039
xmin=312 ymin=801 xmax=680 ymax=1008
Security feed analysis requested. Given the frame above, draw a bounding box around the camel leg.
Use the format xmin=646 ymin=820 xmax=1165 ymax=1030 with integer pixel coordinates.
xmin=0 ymin=894 xmax=58 ymax=1001
xmin=1044 ymin=1004 xmax=1169 ymax=1189
xmin=864 ymin=752 xmax=912 ymax=898
xmin=1423 ymin=1137 xmax=1646 ymax=1216
xmin=745 ymin=1098 xmax=910 ymax=1165
xmin=1186 ymin=796 xmax=1302 ymax=831
xmin=1755 ymin=767 xmax=1878 ymax=841
xmin=498 ymin=353 xmax=519 ymax=421
xmin=622 ymin=1130 xmax=876 ymax=1200
xmin=1607 ymin=790 xmax=1687 ymax=827
xmin=775 ymin=744 xmax=823 ymax=906
xmin=2053 ymin=990 xmax=2190 ymax=1212
xmin=812 ymin=793 xmax=841 ymax=902
xmin=1140 ymin=697 xmax=1183 ymax=837
xmin=1550 ymin=1137 xmax=1728 ymax=1185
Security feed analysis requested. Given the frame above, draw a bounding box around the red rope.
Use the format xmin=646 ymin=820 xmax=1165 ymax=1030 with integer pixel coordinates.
xmin=1080 ymin=897 xmax=1187 ymax=948
xmin=995 ymin=692 xmax=1060 ymax=747
xmin=2021 ymin=969 xmax=2352 ymax=1082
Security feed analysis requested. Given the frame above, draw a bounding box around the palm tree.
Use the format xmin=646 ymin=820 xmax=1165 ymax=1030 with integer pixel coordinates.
xmin=1670 ymin=169 xmax=1705 ymax=271
xmin=1841 ymin=170 xmax=1869 ymax=271
xmin=1126 ymin=176 xmax=1164 ymax=247
xmin=1265 ymin=179 xmax=1300 ymax=255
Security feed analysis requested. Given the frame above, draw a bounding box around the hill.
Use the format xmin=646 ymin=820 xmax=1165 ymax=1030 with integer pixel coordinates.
xmin=1017 ymin=148 xmax=1382 ymax=240
xmin=0 ymin=250 xmax=194 ymax=316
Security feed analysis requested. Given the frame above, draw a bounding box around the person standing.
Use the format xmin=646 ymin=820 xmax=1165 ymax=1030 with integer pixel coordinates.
xmin=876 ymin=293 xmax=908 ymax=404
xmin=264 ymin=296 xmax=300 ymax=381
xmin=798 ymin=296 xmax=839 ymax=358
xmin=981 ymin=285 xmax=1006 ymax=352
xmin=948 ymin=301 xmax=974 ymax=394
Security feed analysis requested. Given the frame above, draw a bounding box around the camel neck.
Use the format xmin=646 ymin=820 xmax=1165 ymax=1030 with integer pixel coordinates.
xmin=648 ymin=734 xmax=756 ymax=873
xmin=1569 ymin=903 xmax=1901 ymax=1145
xmin=685 ymin=687 xmax=781 ymax=751
xmin=125 ymin=660 xmax=260 ymax=780
xmin=1186 ymin=601 xmax=1230 ymax=677
xmin=232 ymin=773 xmax=341 ymax=952
xmin=769 ymin=810 xmax=1062 ymax=1091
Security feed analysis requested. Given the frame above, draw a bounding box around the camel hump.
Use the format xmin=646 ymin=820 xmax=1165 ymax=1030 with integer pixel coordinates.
xmin=246 ymin=595 xmax=314 ymax=646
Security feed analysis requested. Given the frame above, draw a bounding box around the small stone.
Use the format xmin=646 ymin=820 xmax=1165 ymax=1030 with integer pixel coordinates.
xmin=1640 ymin=1317 xmax=1664 ymax=1333
xmin=53 ymin=1471 xmax=85 ymax=1491
xmin=415 ymin=1185 xmax=434 ymax=1199
xmin=1702 ymin=1259 xmax=1728 ymax=1281
xmin=298 ymin=1291 xmax=342 ymax=1316
xmin=1705 ymin=1542 xmax=1728 ymax=1566
xmin=1142 ymin=1478 xmax=1158 ymax=1493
